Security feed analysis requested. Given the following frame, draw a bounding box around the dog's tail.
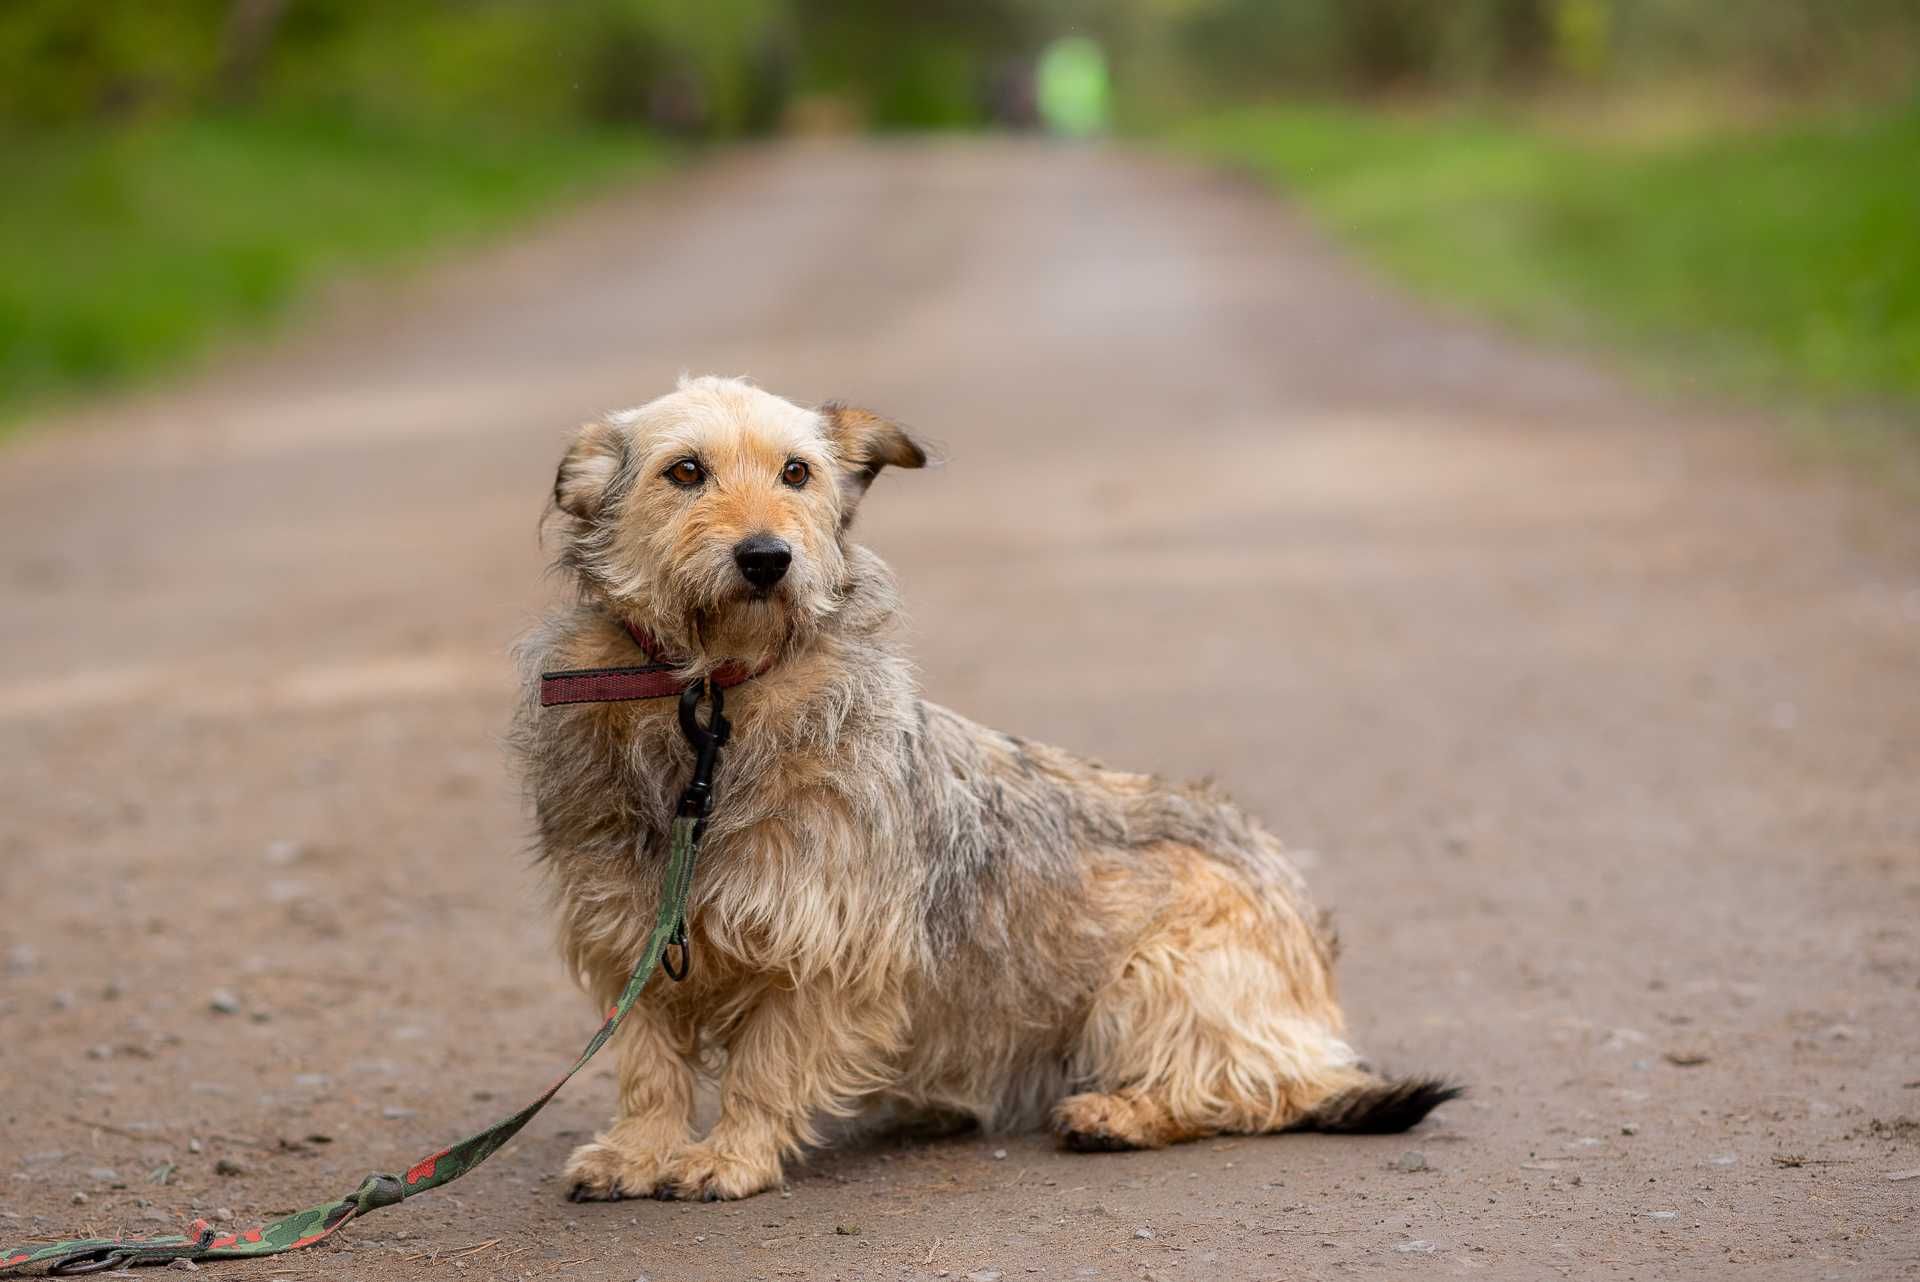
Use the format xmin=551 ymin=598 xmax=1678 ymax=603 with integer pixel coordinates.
xmin=1290 ymin=1075 xmax=1463 ymax=1134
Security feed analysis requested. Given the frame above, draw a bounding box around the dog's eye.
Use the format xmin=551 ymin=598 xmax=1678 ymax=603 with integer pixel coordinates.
xmin=781 ymin=459 xmax=810 ymax=488
xmin=665 ymin=458 xmax=705 ymax=488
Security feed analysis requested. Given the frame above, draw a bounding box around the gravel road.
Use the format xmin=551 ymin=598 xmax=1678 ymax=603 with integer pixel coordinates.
xmin=3 ymin=140 xmax=1917 ymax=1279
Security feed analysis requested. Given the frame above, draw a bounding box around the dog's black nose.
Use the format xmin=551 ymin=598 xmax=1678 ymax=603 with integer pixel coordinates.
xmin=733 ymin=535 xmax=792 ymax=590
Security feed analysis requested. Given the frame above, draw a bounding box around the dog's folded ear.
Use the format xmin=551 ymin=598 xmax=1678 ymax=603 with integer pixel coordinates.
xmin=553 ymin=419 xmax=626 ymax=520
xmin=820 ymin=403 xmax=928 ymax=510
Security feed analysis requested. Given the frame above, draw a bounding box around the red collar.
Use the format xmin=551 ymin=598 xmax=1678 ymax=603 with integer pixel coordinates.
xmin=539 ymin=620 xmax=772 ymax=708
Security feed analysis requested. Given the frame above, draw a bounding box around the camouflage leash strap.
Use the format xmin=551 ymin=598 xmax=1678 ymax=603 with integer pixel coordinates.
xmin=3 ymin=681 xmax=731 ymax=1276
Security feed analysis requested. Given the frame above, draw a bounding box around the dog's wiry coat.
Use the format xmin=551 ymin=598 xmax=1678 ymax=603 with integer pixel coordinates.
xmin=511 ymin=376 xmax=1457 ymax=1202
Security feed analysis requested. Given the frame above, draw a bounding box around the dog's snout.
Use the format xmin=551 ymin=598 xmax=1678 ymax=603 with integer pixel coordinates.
xmin=733 ymin=534 xmax=792 ymax=590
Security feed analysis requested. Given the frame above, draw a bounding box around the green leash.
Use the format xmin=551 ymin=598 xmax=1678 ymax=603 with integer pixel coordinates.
xmin=5 ymin=681 xmax=730 ymax=1276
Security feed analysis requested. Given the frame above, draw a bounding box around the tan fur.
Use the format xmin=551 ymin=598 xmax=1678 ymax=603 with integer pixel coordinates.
xmin=510 ymin=376 xmax=1453 ymax=1203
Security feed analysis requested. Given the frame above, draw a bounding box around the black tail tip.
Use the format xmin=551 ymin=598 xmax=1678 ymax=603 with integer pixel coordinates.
xmin=1293 ymin=1077 xmax=1465 ymax=1135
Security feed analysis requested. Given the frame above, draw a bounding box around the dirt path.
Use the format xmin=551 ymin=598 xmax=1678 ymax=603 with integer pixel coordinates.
xmin=3 ymin=140 xmax=1917 ymax=1280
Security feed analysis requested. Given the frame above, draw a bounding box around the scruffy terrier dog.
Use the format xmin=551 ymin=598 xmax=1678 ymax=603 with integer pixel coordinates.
xmin=512 ymin=376 xmax=1457 ymax=1203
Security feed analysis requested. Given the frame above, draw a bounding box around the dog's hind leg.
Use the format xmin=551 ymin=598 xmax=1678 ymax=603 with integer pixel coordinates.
xmin=1052 ymin=849 xmax=1450 ymax=1151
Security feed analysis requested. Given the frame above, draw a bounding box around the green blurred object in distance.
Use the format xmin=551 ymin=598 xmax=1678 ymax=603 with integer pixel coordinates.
xmin=1037 ymin=36 xmax=1109 ymax=137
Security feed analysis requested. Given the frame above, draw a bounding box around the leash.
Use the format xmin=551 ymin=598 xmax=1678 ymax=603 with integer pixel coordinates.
xmin=4 ymin=675 xmax=733 ymax=1276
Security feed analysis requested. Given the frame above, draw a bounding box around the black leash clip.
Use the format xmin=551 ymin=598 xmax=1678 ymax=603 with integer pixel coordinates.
xmin=663 ymin=680 xmax=731 ymax=983
xmin=676 ymin=679 xmax=731 ymax=820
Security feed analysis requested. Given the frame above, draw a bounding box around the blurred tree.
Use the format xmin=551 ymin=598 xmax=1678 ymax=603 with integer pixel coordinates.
xmin=1339 ymin=0 xmax=1441 ymax=88
xmin=1489 ymin=0 xmax=1550 ymax=83
xmin=216 ymin=0 xmax=289 ymax=104
xmin=0 ymin=1 xmax=225 ymax=122
xmin=793 ymin=0 xmax=1039 ymax=128
xmin=1552 ymin=0 xmax=1611 ymax=81
xmin=1123 ymin=0 xmax=1919 ymax=106
xmin=4 ymin=0 xmax=1915 ymax=135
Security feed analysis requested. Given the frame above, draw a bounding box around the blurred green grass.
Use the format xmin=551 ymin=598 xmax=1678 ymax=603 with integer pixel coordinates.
xmin=1168 ymin=101 xmax=1920 ymax=415
xmin=0 ymin=114 xmax=661 ymax=425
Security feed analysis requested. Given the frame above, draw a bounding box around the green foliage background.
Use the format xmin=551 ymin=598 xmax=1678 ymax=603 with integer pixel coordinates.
xmin=1172 ymin=102 xmax=1920 ymax=407
xmin=1 ymin=0 xmax=1915 ymax=424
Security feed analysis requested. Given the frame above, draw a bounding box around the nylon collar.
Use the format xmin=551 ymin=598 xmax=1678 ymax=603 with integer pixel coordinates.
xmin=538 ymin=620 xmax=772 ymax=708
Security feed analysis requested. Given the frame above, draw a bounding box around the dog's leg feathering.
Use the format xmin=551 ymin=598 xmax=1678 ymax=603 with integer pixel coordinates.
xmin=661 ymin=979 xmax=902 ymax=1201
xmin=564 ymin=1001 xmax=697 ymax=1201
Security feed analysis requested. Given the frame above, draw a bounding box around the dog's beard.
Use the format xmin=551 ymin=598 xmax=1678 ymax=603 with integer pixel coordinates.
xmin=688 ymin=591 xmax=807 ymax=671
xmin=594 ymin=540 xmax=838 ymax=674
xmin=620 ymin=563 xmax=824 ymax=674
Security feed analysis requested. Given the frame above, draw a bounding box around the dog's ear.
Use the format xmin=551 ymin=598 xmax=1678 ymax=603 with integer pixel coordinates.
xmin=552 ymin=419 xmax=625 ymax=520
xmin=820 ymin=402 xmax=927 ymax=507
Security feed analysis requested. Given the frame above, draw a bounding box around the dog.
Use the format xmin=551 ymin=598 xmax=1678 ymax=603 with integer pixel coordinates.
xmin=510 ymin=375 xmax=1458 ymax=1203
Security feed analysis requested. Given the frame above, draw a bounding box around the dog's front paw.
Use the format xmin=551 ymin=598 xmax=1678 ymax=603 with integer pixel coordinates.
xmin=660 ymin=1142 xmax=782 ymax=1201
xmin=564 ymin=1139 xmax=674 ymax=1202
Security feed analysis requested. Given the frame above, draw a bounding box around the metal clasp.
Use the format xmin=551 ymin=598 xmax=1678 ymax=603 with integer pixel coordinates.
xmin=676 ymin=680 xmax=731 ymax=819
xmin=49 ymin=1248 xmax=136 ymax=1276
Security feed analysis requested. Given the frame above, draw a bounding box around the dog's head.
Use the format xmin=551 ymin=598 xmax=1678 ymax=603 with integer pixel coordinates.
xmin=548 ymin=376 xmax=926 ymax=669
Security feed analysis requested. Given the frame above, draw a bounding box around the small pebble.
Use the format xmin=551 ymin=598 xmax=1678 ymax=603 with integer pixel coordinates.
xmin=208 ymin=991 xmax=242 ymax=1016
xmin=188 ymin=1139 xmax=203 ymax=1154
xmin=70 ymin=1192 xmax=89 ymax=1206
xmin=263 ymin=839 xmax=306 ymax=866
xmin=88 ymin=1168 xmax=118 ymax=1183
xmin=1133 ymin=1227 xmax=1154 ymax=1240
xmin=992 ymin=1149 xmax=1007 ymax=1160
xmin=967 ymin=1272 xmax=1004 ymax=1282
xmin=51 ymin=990 xmax=76 ymax=1011
xmin=266 ymin=879 xmax=308 ymax=905
xmin=168 ymin=1259 xmax=200 ymax=1272
xmin=1396 ymin=1150 xmax=1428 ymax=1172
xmin=87 ymin=1044 xmax=113 ymax=1061
xmin=1647 ymin=1210 xmax=1678 ymax=1221
xmin=381 ymin=1106 xmax=417 ymax=1121
xmin=1621 ymin=1123 xmax=1640 ymax=1136
xmin=1393 ymin=1240 xmax=1437 ymax=1254
xmin=213 ymin=1158 xmax=245 ymax=1177
xmin=834 ymin=1223 xmax=860 ymax=1235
